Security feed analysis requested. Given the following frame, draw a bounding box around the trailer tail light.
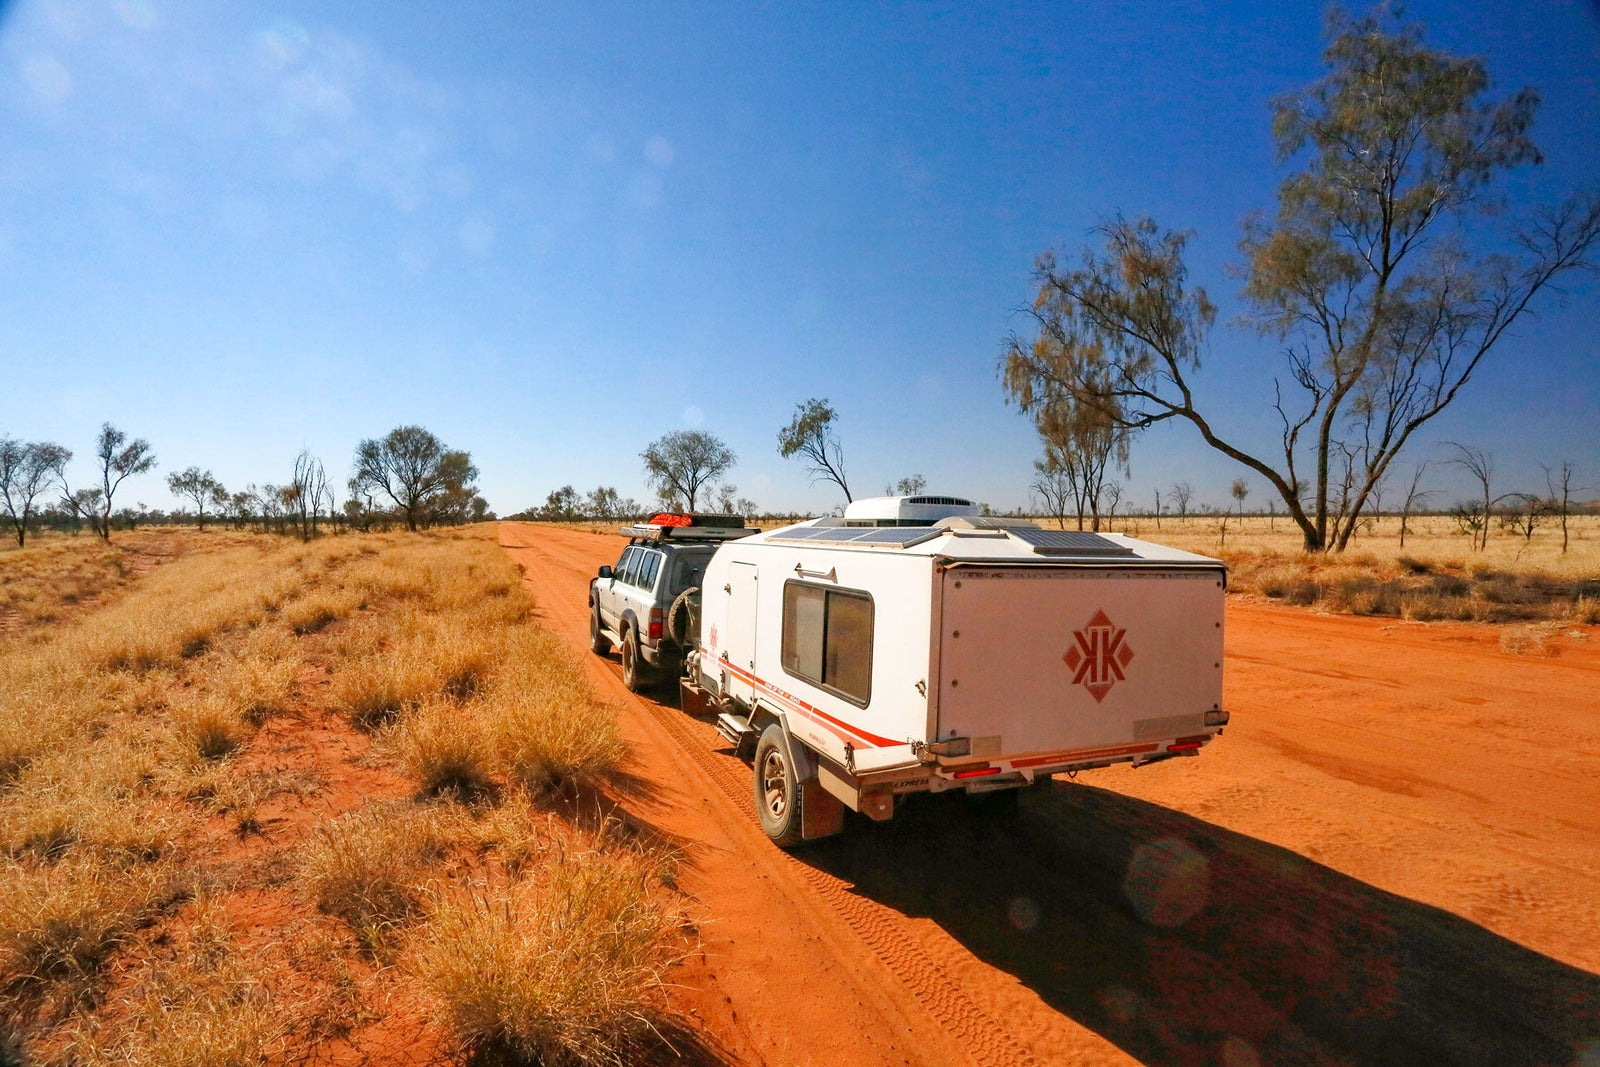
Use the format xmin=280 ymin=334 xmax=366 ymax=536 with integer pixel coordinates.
xmin=648 ymin=608 xmax=664 ymax=641
xmin=954 ymin=766 xmax=1000 ymax=779
xmin=1167 ymin=741 xmax=1202 ymax=752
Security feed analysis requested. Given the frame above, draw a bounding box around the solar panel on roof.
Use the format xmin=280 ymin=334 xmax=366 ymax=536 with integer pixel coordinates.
xmin=767 ymin=527 xmax=819 ymax=540
xmin=804 ymin=528 xmax=877 ymax=543
xmin=849 ymin=526 xmax=942 ymax=547
xmin=1006 ymin=529 xmax=1137 ymax=555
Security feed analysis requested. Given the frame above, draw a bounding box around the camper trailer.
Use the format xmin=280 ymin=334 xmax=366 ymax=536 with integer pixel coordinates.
xmin=678 ymin=495 xmax=1229 ymax=847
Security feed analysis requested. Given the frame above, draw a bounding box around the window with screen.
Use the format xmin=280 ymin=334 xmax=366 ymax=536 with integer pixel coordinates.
xmin=781 ymin=581 xmax=873 ymax=705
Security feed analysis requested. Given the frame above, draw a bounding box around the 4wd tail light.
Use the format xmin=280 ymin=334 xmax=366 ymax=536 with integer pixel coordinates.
xmin=648 ymin=607 xmax=664 ymax=641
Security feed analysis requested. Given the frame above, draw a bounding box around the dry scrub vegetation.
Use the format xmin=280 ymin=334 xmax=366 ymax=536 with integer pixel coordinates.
xmin=0 ymin=526 xmax=701 ymax=1066
xmin=0 ymin=529 xmax=197 ymax=639
xmin=1106 ymin=514 xmax=1600 ymax=628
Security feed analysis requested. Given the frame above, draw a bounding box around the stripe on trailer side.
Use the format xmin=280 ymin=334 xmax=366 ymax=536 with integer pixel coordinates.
xmin=706 ymin=650 xmax=898 ymax=749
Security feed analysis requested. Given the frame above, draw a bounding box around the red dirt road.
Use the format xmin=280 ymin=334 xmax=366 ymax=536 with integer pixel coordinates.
xmin=497 ymin=523 xmax=1600 ymax=1067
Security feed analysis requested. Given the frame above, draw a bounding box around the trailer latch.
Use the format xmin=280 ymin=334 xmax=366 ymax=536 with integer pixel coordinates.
xmin=917 ymin=736 xmax=971 ymax=759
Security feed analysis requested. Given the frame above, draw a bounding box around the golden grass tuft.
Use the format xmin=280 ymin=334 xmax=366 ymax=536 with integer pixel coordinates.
xmin=302 ymin=802 xmax=458 ymax=954
xmin=198 ymin=626 xmax=302 ymax=725
xmin=171 ymin=696 xmax=247 ymax=760
xmin=1498 ymin=622 xmax=1562 ymax=657
xmin=333 ymin=611 xmax=505 ymax=727
xmin=0 ymin=738 xmax=189 ymax=862
xmin=387 ymin=699 xmax=495 ymax=796
xmin=479 ymin=628 xmax=625 ymax=796
xmin=282 ymin=587 xmax=363 ymax=635
xmin=0 ymin=855 xmax=180 ymax=992
xmin=59 ymin=900 xmax=282 ymax=1067
xmin=410 ymin=836 xmax=683 ymax=1067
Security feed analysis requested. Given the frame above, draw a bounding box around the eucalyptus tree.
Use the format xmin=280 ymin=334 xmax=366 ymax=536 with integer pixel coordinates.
xmin=61 ymin=424 xmax=156 ymax=540
xmin=641 ymin=429 xmax=735 ymax=512
xmin=351 ymin=426 xmax=478 ymax=531
xmin=1003 ymin=11 xmax=1599 ymax=552
xmin=777 ymin=398 xmax=852 ymax=504
xmin=0 ymin=437 xmax=71 ymax=546
xmin=166 ymin=466 xmax=228 ymax=531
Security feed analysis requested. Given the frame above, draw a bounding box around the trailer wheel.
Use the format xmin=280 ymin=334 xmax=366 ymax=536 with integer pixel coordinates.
xmin=620 ymin=628 xmax=652 ymax=693
xmin=589 ymin=604 xmax=612 ymax=656
xmin=753 ymin=725 xmax=804 ymax=848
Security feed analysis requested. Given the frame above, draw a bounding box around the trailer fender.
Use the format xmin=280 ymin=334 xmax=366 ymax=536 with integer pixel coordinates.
xmin=756 ymin=705 xmax=845 ymax=841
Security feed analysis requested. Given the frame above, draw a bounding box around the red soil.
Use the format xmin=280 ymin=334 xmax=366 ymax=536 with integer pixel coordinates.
xmin=497 ymin=522 xmax=1600 ymax=1067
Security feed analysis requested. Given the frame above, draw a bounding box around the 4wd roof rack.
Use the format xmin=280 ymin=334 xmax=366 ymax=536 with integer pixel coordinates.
xmin=620 ymin=513 xmax=760 ymax=543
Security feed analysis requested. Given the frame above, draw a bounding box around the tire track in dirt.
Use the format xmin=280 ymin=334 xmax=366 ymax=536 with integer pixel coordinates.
xmin=498 ymin=522 xmax=1120 ymax=1067
xmin=628 ymin=652 xmax=1039 ymax=1067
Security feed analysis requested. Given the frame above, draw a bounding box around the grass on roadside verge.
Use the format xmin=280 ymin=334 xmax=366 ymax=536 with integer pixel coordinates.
xmin=1 ymin=525 xmax=696 ymax=1066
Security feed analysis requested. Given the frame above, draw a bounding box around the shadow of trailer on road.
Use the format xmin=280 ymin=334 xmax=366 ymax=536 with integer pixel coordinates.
xmin=795 ymin=781 xmax=1600 ymax=1067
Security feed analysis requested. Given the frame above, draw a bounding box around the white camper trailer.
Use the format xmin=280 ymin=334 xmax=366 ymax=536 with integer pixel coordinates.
xmin=679 ymin=496 xmax=1230 ymax=847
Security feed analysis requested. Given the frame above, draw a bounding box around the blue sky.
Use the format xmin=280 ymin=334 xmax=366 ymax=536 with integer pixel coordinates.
xmin=2 ymin=0 xmax=1596 ymax=517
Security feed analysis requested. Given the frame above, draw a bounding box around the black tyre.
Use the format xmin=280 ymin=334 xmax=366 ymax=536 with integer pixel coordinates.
xmin=753 ymin=724 xmax=804 ymax=848
xmin=589 ymin=604 xmax=612 ymax=656
xmin=667 ymin=586 xmax=700 ymax=648
xmin=620 ymin=627 xmax=653 ymax=693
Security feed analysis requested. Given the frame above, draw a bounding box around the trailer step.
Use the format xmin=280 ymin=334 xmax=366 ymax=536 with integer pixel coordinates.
xmin=714 ymin=712 xmax=758 ymax=757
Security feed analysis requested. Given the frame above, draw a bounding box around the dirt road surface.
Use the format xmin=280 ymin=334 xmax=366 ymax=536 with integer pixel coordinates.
xmin=497 ymin=523 xmax=1600 ymax=1067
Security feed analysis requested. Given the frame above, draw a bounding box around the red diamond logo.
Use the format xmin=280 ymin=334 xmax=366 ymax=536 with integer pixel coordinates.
xmin=1063 ymin=610 xmax=1133 ymax=703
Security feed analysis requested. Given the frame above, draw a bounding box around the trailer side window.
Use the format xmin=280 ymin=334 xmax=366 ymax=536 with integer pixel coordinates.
xmin=781 ymin=582 xmax=873 ymax=706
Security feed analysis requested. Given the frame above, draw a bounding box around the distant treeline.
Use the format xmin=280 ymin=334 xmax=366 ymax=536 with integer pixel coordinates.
xmin=1 ymin=423 xmax=489 ymax=547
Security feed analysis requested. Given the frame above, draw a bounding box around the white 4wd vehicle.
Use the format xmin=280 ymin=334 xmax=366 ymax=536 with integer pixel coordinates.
xmin=589 ymin=514 xmax=759 ymax=691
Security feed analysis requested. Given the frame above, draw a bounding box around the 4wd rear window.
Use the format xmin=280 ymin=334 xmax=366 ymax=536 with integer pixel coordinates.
xmin=667 ymin=553 xmax=710 ymax=596
xmin=781 ymin=581 xmax=873 ymax=706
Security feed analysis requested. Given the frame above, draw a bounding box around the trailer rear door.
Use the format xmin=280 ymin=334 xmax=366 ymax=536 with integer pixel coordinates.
xmin=934 ymin=566 xmax=1223 ymax=758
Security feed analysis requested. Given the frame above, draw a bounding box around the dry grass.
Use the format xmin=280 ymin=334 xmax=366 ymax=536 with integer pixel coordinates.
xmin=410 ymin=833 xmax=684 ymax=1067
xmin=0 ymin=525 xmax=689 ymax=1062
xmin=58 ymin=901 xmax=282 ymax=1067
xmin=1097 ymin=514 xmax=1600 ymax=624
xmin=483 ymin=636 xmax=627 ymax=796
xmin=0 ymin=855 xmax=181 ymax=996
xmin=386 ymin=699 xmax=496 ymax=797
xmin=302 ymin=802 xmax=459 ymax=955
xmin=196 ymin=626 xmax=303 ymax=725
xmin=0 ymin=731 xmax=190 ymax=863
xmin=0 ymin=530 xmax=191 ymax=635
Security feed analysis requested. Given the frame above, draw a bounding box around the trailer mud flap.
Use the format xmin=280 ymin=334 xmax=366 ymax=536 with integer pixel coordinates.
xmin=800 ymin=779 xmax=844 ymax=840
